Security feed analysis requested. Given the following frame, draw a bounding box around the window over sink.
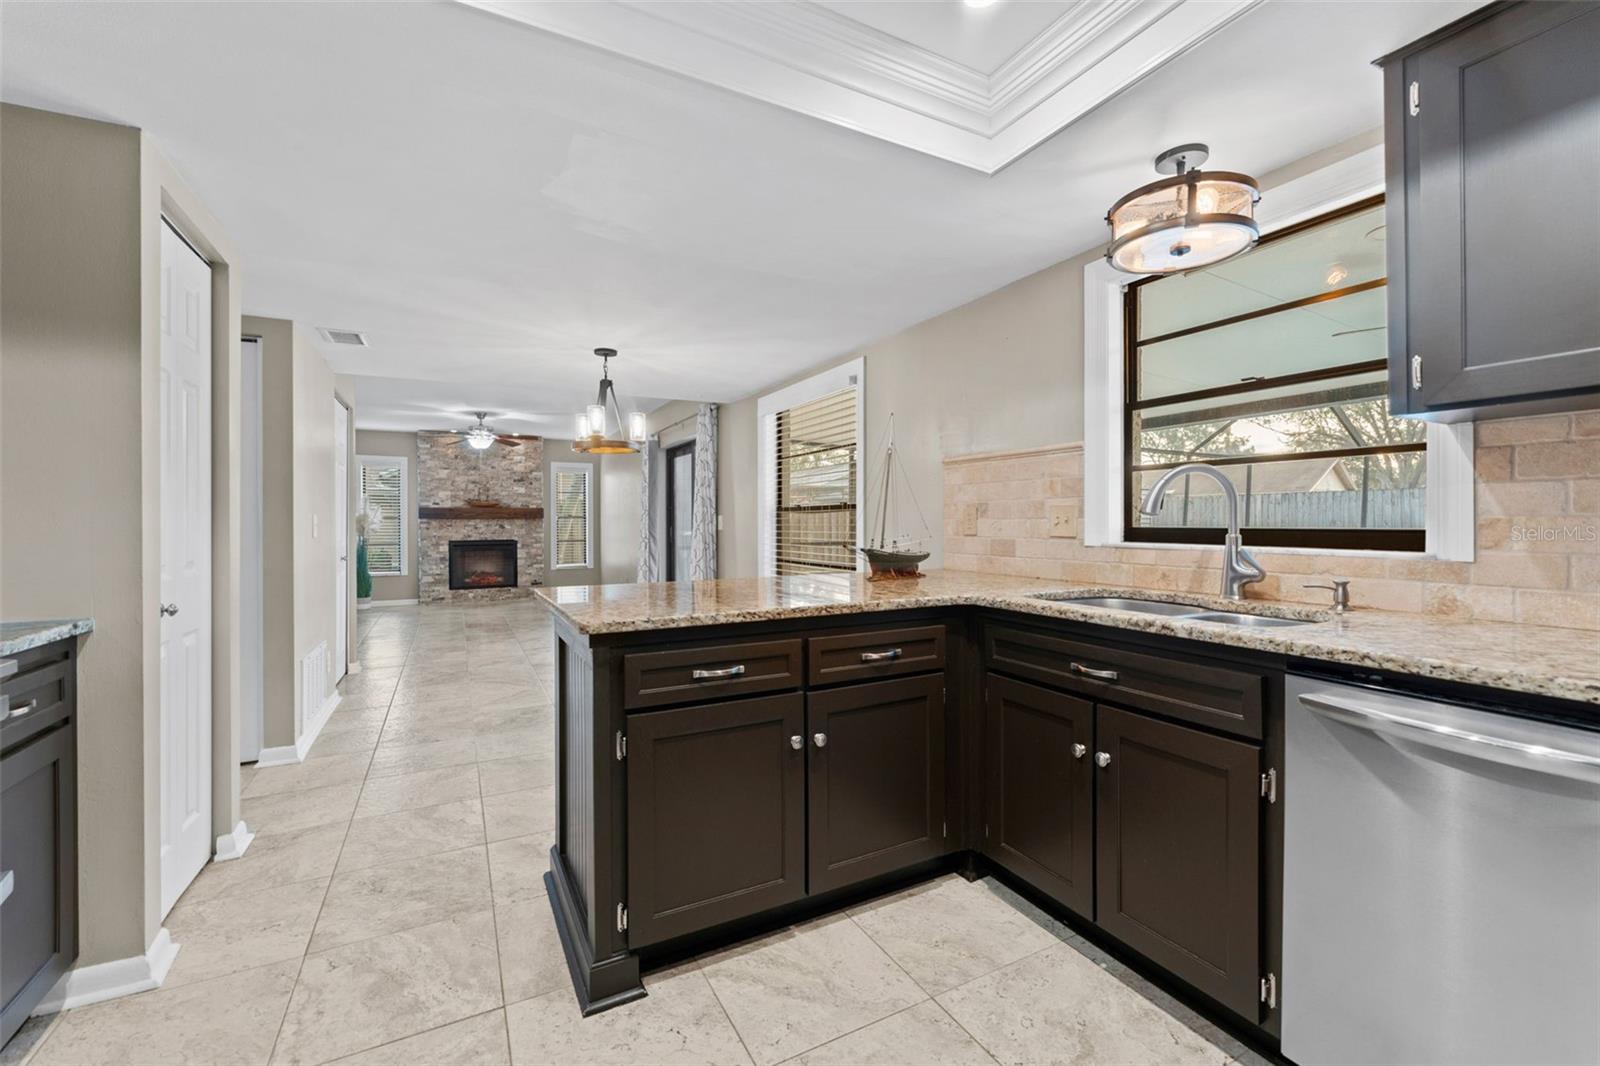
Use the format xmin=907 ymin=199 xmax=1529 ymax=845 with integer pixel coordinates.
xmin=1123 ymin=197 xmax=1427 ymax=551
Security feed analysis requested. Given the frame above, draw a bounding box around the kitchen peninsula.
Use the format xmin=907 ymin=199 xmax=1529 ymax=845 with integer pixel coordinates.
xmin=536 ymin=571 xmax=1600 ymax=1044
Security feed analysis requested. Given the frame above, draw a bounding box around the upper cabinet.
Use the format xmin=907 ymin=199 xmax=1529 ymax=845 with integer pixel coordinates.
xmin=1380 ymin=1 xmax=1600 ymax=421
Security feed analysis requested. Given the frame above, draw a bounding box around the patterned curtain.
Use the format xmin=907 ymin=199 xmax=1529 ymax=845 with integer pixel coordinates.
xmin=637 ymin=437 xmax=660 ymax=582
xmin=689 ymin=403 xmax=718 ymax=580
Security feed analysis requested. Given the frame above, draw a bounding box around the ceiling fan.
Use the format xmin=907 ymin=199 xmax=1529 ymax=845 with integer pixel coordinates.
xmin=437 ymin=411 xmax=532 ymax=450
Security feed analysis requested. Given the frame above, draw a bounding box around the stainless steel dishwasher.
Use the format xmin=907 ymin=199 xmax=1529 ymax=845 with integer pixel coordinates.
xmin=1283 ymin=674 xmax=1600 ymax=1066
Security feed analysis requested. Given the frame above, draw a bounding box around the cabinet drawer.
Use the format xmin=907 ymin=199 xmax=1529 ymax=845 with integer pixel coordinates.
xmin=1 ymin=643 xmax=74 ymax=754
xmin=807 ymin=625 xmax=946 ymax=687
xmin=624 ymin=639 xmax=803 ymax=710
xmin=985 ymin=625 xmax=1263 ymax=740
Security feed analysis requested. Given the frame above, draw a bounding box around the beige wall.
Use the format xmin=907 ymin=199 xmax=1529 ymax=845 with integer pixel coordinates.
xmin=2 ymin=105 xmax=243 ymax=966
xmin=354 ymin=430 xmax=421 ymax=602
xmin=715 ymin=136 xmax=1379 ymax=580
xmin=944 ymin=412 xmax=1599 ymax=629
xmin=542 ymin=439 xmax=603 ymax=587
xmin=245 ymin=314 xmax=342 ymax=750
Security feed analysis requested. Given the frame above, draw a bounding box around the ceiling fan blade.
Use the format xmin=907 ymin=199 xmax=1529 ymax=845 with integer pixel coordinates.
xmin=437 ymin=434 xmax=465 ymax=444
xmin=495 ymin=436 xmax=523 ymax=448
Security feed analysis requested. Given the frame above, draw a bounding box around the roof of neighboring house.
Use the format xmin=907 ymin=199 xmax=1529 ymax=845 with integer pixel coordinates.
xmin=1169 ymin=457 xmax=1358 ymax=494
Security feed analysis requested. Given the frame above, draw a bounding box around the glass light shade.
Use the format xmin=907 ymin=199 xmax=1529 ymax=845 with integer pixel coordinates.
xmin=627 ymin=411 xmax=647 ymax=443
xmin=575 ymin=413 xmax=593 ymax=440
xmin=586 ymin=403 xmax=607 ymax=437
xmin=466 ymin=426 xmax=495 ymax=450
xmin=1107 ymin=172 xmax=1259 ymax=274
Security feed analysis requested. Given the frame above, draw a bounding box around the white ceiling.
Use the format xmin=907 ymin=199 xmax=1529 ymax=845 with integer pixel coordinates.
xmin=0 ymin=0 xmax=1480 ymax=436
xmin=811 ymin=1 xmax=1076 ymax=72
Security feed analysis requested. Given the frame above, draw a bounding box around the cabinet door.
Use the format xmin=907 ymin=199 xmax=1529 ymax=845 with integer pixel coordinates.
xmin=625 ymin=693 xmax=806 ymax=948
xmin=1 ymin=723 xmax=77 ymax=1046
xmin=1404 ymin=2 xmax=1600 ymax=411
xmin=807 ymin=675 xmax=947 ymax=894
xmin=983 ymin=675 xmax=1093 ymax=918
xmin=1095 ymin=706 xmax=1260 ymax=1020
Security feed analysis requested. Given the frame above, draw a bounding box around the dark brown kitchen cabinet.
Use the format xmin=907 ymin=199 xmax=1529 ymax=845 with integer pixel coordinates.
xmin=983 ymin=676 xmax=1094 ymax=919
xmin=2 ymin=641 xmax=79 ymax=1049
xmin=1381 ymin=1 xmax=1600 ymax=420
xmin=1094 ymin=705 xmax=1261 ymax=1021
xmin=624 ymin=693 xmax=806 ymax=948
xmin=807 ymin=674 xmax=947 ymax=894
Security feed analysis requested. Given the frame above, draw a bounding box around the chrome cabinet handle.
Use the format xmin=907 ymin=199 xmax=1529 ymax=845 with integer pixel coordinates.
xmin=1070 ymin=662 xmax=1118 ymax=682
xmin=1095 ymin=751 xmax=1111 ymax=768
xmin=1072 ymin=743 xmax=1087 ymax=759
xmin=691 ymin=664 xmax=745 ymax=680
xmin=0 ymin=869 xmax=12 ymax=907
xmin=813 ymin=732 xmax=827 ymax=748
xmin=790 ymin=735 xmax=803 ymax=750
xmin=160 ymin=603 xmax=180 ymax=618
xmin=860 ymin=648 xmax=903 ymax=663
xmin=7 ymin=699 xmax=37 ymax=720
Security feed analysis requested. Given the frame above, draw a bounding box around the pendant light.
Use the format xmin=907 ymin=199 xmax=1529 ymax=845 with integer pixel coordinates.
xmin=572 ymin=347 xmax=647 ymax=455
xmin=1105 ymin=143 xmax=1260 ymax=274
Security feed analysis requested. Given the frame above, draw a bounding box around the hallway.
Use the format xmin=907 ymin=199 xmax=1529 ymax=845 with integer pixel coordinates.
xmin=5 ymin=601 xmax=1263 ymax=1066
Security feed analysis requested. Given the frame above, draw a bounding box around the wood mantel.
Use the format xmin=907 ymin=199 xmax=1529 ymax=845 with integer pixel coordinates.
xmin=418 ymin=505 xmax=544 ymax=521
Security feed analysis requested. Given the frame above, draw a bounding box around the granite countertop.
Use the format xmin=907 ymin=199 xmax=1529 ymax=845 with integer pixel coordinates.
xmin=1 ymin=618 xmax=95 ymax=657
xmin=537 ymin=570 xmax=1600 ymax=706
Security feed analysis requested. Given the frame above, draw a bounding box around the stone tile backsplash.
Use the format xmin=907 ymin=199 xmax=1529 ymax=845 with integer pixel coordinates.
xmin=943 ymin=410 xmax=1600 ymax=631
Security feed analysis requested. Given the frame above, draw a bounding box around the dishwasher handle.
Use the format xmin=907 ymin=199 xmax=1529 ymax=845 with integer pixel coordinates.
xmin=1298 ymin=691 xmax=1600 ymax=785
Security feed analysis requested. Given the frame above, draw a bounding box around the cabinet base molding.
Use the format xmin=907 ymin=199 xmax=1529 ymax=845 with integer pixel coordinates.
xmin=32 ymin=928 xmax=179 ymax=1015
xmin=545 ymin=850 xmax=646 ymax=1016
xmin=212 ymin=820 xmax=255 ymax=862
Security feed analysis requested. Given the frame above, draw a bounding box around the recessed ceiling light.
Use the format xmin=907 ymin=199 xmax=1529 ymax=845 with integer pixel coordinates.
xmin=964 ymin=0 xmax=999 ymax=9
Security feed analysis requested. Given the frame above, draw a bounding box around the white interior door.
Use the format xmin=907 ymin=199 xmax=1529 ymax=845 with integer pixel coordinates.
xmin=333 ymin=400 xmax=349 ymax=682
xmin=159 ymin=219 xmax=213 ymax=916
xmin=239 ymin=337 xmax=264 ymax=763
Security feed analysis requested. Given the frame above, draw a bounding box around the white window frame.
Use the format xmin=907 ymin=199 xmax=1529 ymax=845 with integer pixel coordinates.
xmin=1082 ymin=145 xmax=1476 ymax=562
xmin=757 ymin=357 xmax=866 ymax=577
xmin=550 ymin=462 xmax=594 ymax=570
xmin=357 ymin=454 xmax=409 ymax=577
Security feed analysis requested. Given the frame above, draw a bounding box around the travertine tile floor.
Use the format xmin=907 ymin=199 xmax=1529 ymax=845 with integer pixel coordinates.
xmin=5 ymin=601 xmax=1268 ymax=1066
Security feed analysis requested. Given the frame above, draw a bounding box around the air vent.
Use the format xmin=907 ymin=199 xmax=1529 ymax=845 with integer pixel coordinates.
xmin=317 ymin=327 xmax=368 ymax=347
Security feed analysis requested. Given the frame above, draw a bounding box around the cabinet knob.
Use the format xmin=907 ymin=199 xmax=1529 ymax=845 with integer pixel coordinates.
xmin=813 ymin=732 xmax=828 ymax=749
xmin=1095 ymin=751 xmax=1111 ymax=768
xmin=1072 ymin=743 xmax=1087 ymax=759
xmin=789 ymin=735 xmax=803 ymax=750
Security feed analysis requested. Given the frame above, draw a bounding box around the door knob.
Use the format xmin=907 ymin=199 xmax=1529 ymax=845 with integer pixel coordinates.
xmin=160 ymin=603 xmax=180 ymax=618
xmin=813 ymin=732 xmax=828 ymax=748
xmin=1095 ymin=751 xmax=1111 ymax=768
xmin=789 ymin=735 xmax=803 ymax=750
xmin=1072 ymin=743 xmax=1087 ymax=759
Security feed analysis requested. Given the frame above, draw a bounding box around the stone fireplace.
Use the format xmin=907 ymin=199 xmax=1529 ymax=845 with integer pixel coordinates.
xmin=449 ymin=539 xmax=518 ymax=590
xmin=417 ymin=432 xmax=545 ymax=602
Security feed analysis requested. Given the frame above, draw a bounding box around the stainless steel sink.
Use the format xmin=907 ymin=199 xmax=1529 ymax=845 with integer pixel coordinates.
xmin=1037 ymin=595 xmax=1207 ymax=616
xmin=1185 ymin=611 xmax=1313 ymax=628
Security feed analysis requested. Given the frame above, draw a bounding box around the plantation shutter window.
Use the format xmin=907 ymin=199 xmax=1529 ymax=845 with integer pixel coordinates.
xmin=552 ymin=463 xmax=592 ymax=569
xmin=358 ymin=456 xmax=407 ymax=576
xmin=774 ymin=385 xmax=858 ymax=575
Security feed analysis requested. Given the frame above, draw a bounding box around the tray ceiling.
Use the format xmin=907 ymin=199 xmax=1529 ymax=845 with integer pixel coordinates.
xmin=463 ymin=0 xmax=1264 ymax=173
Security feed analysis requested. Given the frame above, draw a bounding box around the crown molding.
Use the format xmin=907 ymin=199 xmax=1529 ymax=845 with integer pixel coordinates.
xmin=458 ymin=0 xmax=1263 ymax=173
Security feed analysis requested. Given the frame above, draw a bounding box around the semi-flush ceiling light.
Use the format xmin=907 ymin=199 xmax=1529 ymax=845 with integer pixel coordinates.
xmin=466 ymin=421 xmax=496 ymax=450
xmin=1105 ymin=143 xmax=1260 ymax=274
xmin=572 ymin=347 xmax=648 ymax=455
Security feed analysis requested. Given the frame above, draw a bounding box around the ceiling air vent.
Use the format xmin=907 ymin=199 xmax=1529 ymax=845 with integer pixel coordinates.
xmin=317 ymin=327 xmax=368 ymax=347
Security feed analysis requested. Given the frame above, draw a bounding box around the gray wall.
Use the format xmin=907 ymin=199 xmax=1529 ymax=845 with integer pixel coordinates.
xmin=353 ymin=430 xmax=421 ymax=602
xmin=542 ymin=438 xmax=603 ymax=587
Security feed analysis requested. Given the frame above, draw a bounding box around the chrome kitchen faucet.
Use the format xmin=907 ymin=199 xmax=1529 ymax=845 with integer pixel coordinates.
xmin=1138 ymin=462 xmax=1266 ymax=601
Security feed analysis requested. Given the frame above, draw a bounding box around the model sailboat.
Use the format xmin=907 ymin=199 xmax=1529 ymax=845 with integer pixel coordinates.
xmin=859 ymin=414 xmax=931 ymax=578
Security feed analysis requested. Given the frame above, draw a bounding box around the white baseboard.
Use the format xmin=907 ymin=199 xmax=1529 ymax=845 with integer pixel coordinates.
xmin=33 ymin=928 xmax=179 ymax=1015
xmin=366 ymin=598 xmax=418 ymax=607
xmin=212 ymin=820 xmax=255 ymax=862
xmin=252 ymin=691 xmax=342 ymax=767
